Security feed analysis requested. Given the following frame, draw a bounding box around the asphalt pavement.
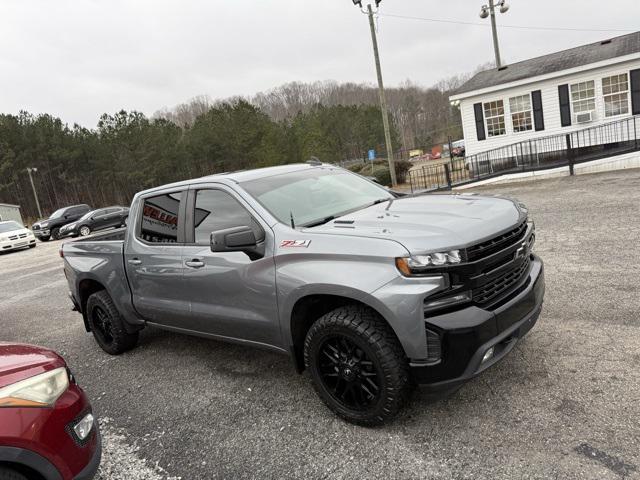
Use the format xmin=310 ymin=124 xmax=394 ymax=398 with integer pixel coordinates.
xmin=1 ymin=168 xmax=639 ymax=479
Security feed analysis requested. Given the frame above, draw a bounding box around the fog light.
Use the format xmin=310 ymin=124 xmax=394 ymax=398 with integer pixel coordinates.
xmin=73 ymin=413 xmax=94 ymax=440
xmin=481 ymin=347 xmax=495 ymax=364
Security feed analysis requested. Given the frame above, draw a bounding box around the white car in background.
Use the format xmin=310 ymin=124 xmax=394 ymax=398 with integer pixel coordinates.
xmin=0 ymin=221 xmax=37 ymax=252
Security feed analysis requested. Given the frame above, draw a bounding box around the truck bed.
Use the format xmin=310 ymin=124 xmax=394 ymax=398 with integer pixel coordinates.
xmin=69 ymin=227 xmax=126 ymax=243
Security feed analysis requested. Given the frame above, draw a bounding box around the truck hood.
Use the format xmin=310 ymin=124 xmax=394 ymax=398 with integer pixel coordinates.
xmin=304 ymin=194 xmax=523 ymax=254
xmin=0 ymin=343 xmax=66 ymax=389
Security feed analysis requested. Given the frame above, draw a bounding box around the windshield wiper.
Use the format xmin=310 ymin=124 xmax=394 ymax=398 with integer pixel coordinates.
xmin=303 ymin=215 xmax=337 ymax=228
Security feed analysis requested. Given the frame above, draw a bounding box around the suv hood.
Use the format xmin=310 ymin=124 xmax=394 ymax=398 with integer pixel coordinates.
xmin=305 ymin=194 xmax=523 ymax=254
xmin=0 ymin=343 xmax=66 ymax=389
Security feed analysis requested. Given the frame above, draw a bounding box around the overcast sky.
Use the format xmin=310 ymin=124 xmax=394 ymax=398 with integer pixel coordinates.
xmin=1 ymin=0 xmax=637 ymax=127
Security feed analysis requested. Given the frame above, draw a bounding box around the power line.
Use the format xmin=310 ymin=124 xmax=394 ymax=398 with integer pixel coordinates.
xmin=378 ymin=13 xmax=635 ymax=33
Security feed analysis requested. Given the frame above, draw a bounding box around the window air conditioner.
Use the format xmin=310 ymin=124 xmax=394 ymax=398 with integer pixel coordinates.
xmin=575 ymin=111 xmax=594 ymax=123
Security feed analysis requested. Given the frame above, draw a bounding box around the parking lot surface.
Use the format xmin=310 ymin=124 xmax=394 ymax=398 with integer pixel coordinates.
xmin=1 ymin=168 xmax=639 ymax=479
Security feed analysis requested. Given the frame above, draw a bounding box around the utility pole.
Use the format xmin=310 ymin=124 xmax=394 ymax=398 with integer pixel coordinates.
xmin=26 ymin=167 xmax=43 ymax=219
xmin=488 ymin=0 xmax=502 ymax=68
xmin=480 ymin=0 xmax=509 ymax=69
xmin=365 ymin=4 xmax=397 ymax=187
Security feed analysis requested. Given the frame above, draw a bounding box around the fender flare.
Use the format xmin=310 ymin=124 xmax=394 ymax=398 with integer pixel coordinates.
xmin=0 ymin=446 xmax=62 ymax=480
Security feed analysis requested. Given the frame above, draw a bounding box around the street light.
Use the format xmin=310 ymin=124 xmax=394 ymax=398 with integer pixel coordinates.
xmin=351 ymin=0 xmax=397 ymax=187
xmin=26 ymin=167 xmax=43 ymax=219
xmin=479 ymin=0 xmax=510 ymax=68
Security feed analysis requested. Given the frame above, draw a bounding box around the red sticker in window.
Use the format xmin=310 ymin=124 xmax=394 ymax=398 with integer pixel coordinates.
xmin=280 ymin=240 xmax=311 ymax=248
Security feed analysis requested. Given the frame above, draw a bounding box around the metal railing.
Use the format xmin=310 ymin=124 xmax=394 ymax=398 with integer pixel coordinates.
xmin=407 ymin=114 xmax=640 ymax=192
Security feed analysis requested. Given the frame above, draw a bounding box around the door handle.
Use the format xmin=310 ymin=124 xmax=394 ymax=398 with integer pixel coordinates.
xmin=128 ymin=258 xmax=142 ymax=266
xmin=185 ymin=259 xmax=205 ymax=268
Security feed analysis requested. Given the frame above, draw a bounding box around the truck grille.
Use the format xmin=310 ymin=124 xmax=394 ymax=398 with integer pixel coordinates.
xmin=472 ymin=256 xmax=531 ymax=306
xmin=8 ymin=233 xmax=28 ymax=240
xmin=466 ymin=220 xmax=527 ymax=262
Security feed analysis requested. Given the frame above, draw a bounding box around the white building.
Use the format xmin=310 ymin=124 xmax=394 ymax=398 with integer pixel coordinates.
xmin=450 ymin=32 xmax=640 ymax=157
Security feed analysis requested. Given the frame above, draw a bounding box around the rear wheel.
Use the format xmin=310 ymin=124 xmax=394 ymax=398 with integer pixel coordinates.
xmin=79 ymin=225 xmax=91 ymax=236
xmin=0 ymin=466 xmax=29 ymax=480
xmin=303 ymin=305 xmax=411 ymax=426
xmin=87 ymin=290 xmax=139 ymax=354
xmin=51 ymin=228 xmax=61 ymax=240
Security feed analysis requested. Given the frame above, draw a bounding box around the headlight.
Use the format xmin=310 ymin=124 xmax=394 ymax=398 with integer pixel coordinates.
xmin=0 ymin=367 xmax=69 ymax=407
xmin=396 ymin=249 xmax=461 ymax=276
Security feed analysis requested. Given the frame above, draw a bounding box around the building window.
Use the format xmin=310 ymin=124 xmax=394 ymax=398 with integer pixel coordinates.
xmin=483 ymin=100 xmax=506 ymax=137
xmin=602 ymin=73 xmax=629 ymax=117
xmin=509 ymin=95 xmax=533 ymax=132
xmin=570 ymin=80 xmax=596 ymax=115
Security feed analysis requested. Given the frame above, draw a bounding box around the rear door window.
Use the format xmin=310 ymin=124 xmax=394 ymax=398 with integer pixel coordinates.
xmin=139 ymin=192 xmax=183 ymax=244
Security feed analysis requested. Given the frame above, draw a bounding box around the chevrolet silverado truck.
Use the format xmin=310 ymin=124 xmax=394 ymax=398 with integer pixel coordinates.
xmin=62 ymin=162 xmax=544 ymax=425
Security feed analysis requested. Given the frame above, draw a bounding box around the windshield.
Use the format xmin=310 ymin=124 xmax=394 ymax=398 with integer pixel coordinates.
xmin=0 ymin=221 xmax=23 ymax=233
xmin=241 ymin=168 xmax=393 ymax=227
xmin=49 ymin=208 xmax=66 ymax=219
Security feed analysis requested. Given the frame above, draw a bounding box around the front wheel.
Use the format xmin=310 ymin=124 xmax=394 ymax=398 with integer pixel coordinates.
xmin=51 ymin=228 xmax=61 ymax=240
xmin=38 ymin=236 xmax=50 ymax=242
xmin=79 ymin=225 xmax=91 ymax=236
xmin=86 ymin=290 xmax=139 ymax=355
xmin=0 ymin=466 xmax=29 ymax=480
xmin=304 ymin=305 xmax=411 ymax=426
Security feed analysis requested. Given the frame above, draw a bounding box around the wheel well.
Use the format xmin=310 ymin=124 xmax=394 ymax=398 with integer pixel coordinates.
xmin=0 ymin=461 xmax=45 ymax=480
xmin=78 ymin=279 xmax=106 ymax=330
xmin=290 ymin=295 xmax=393 ymax=373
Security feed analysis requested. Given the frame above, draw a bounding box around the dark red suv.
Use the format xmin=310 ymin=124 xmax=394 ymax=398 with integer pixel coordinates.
xmin=0 ymin=343 xmax=101 ymax=480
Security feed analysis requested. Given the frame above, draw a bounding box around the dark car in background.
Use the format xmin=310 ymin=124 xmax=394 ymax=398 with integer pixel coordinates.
xmin=32 ymin=205 xmax=91 ymax=241
xmin=0 ymin=342 xmax=101 ymax=480
xmin=60 ymin=206 xmax=129 ymax=238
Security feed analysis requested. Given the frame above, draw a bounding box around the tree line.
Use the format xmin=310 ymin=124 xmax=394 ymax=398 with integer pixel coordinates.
xmin=1 ymin=70 xmax=482 ymax=222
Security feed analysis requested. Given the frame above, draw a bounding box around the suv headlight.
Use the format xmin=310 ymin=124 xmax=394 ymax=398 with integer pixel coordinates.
xmin=0 ymin=367 xmax=69 ymax=407
xmin=396 ymin=249 xmax=461 ymax=276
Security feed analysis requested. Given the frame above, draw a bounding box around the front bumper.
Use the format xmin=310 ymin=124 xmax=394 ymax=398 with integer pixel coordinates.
xmin=0 ymin=237 xmax=36 ymax=250
xmin=33 ymin=229 xmax=51 ymax=238
xmin=411 ymin=254 xmax=545 ymax=388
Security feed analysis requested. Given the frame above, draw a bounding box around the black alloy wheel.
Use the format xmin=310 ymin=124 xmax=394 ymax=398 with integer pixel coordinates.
xmin=304 ymin=305 xmax=411 ymax=426
xmin=317 ymin=335 xmax=381 ymax=410
xmin=86 ymin=290 xmax=139 ymax=354
xmin=91 ymin=305 xmax=114 ymax=346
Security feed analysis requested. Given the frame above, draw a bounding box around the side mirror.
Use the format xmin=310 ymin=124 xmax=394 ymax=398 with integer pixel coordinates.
xmin=210 ymin=226 xmax=264 ymax=259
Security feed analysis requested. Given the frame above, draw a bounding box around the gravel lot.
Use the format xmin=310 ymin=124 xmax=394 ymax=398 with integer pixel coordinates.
xmin=1 ymin=168 xmax=639 ymax=479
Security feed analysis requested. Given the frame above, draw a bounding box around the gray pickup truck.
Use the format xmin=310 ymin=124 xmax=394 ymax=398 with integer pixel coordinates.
xmin=62 ymin=162 xmax=544 ymax=425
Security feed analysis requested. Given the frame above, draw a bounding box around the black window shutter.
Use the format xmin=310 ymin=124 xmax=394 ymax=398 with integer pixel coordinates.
xmin=558 ymin=84 xmax=571 ymax=127
xmin=531 ymin=90 xmax=545 ymax=131
xmin=473 ymin=103 xmax=486 ymax=141
xmin=630 ymin=68 xmax=640 ymax=115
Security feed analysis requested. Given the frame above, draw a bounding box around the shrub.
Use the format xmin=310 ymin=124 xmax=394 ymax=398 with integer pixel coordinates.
xmin=394 ymin=160 xmax=412 ymax=184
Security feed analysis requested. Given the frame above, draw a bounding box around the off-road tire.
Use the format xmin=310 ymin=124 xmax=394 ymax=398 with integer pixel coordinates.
xmin=51 ymin=227 xmax=61 ymax=240
xmin=87 ymin=290 xmax=139 ymax=355
xmin=304 ymin=305 xmax=412 ymax=426
xmin=0 ymin=466 xmax=29 ymax=480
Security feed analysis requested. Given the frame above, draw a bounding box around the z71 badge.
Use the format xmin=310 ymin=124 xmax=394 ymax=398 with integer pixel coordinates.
xmin=280 ymin=240 xmax=311 ymax=248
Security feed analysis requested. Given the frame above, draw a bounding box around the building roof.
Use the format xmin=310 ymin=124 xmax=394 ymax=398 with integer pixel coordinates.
xmin=455 ymin=31 xmax=640 ymax=96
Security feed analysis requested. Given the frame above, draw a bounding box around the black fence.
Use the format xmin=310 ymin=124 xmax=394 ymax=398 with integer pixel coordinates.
xmin=407 ymin=115 xmax=640 ymax=193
